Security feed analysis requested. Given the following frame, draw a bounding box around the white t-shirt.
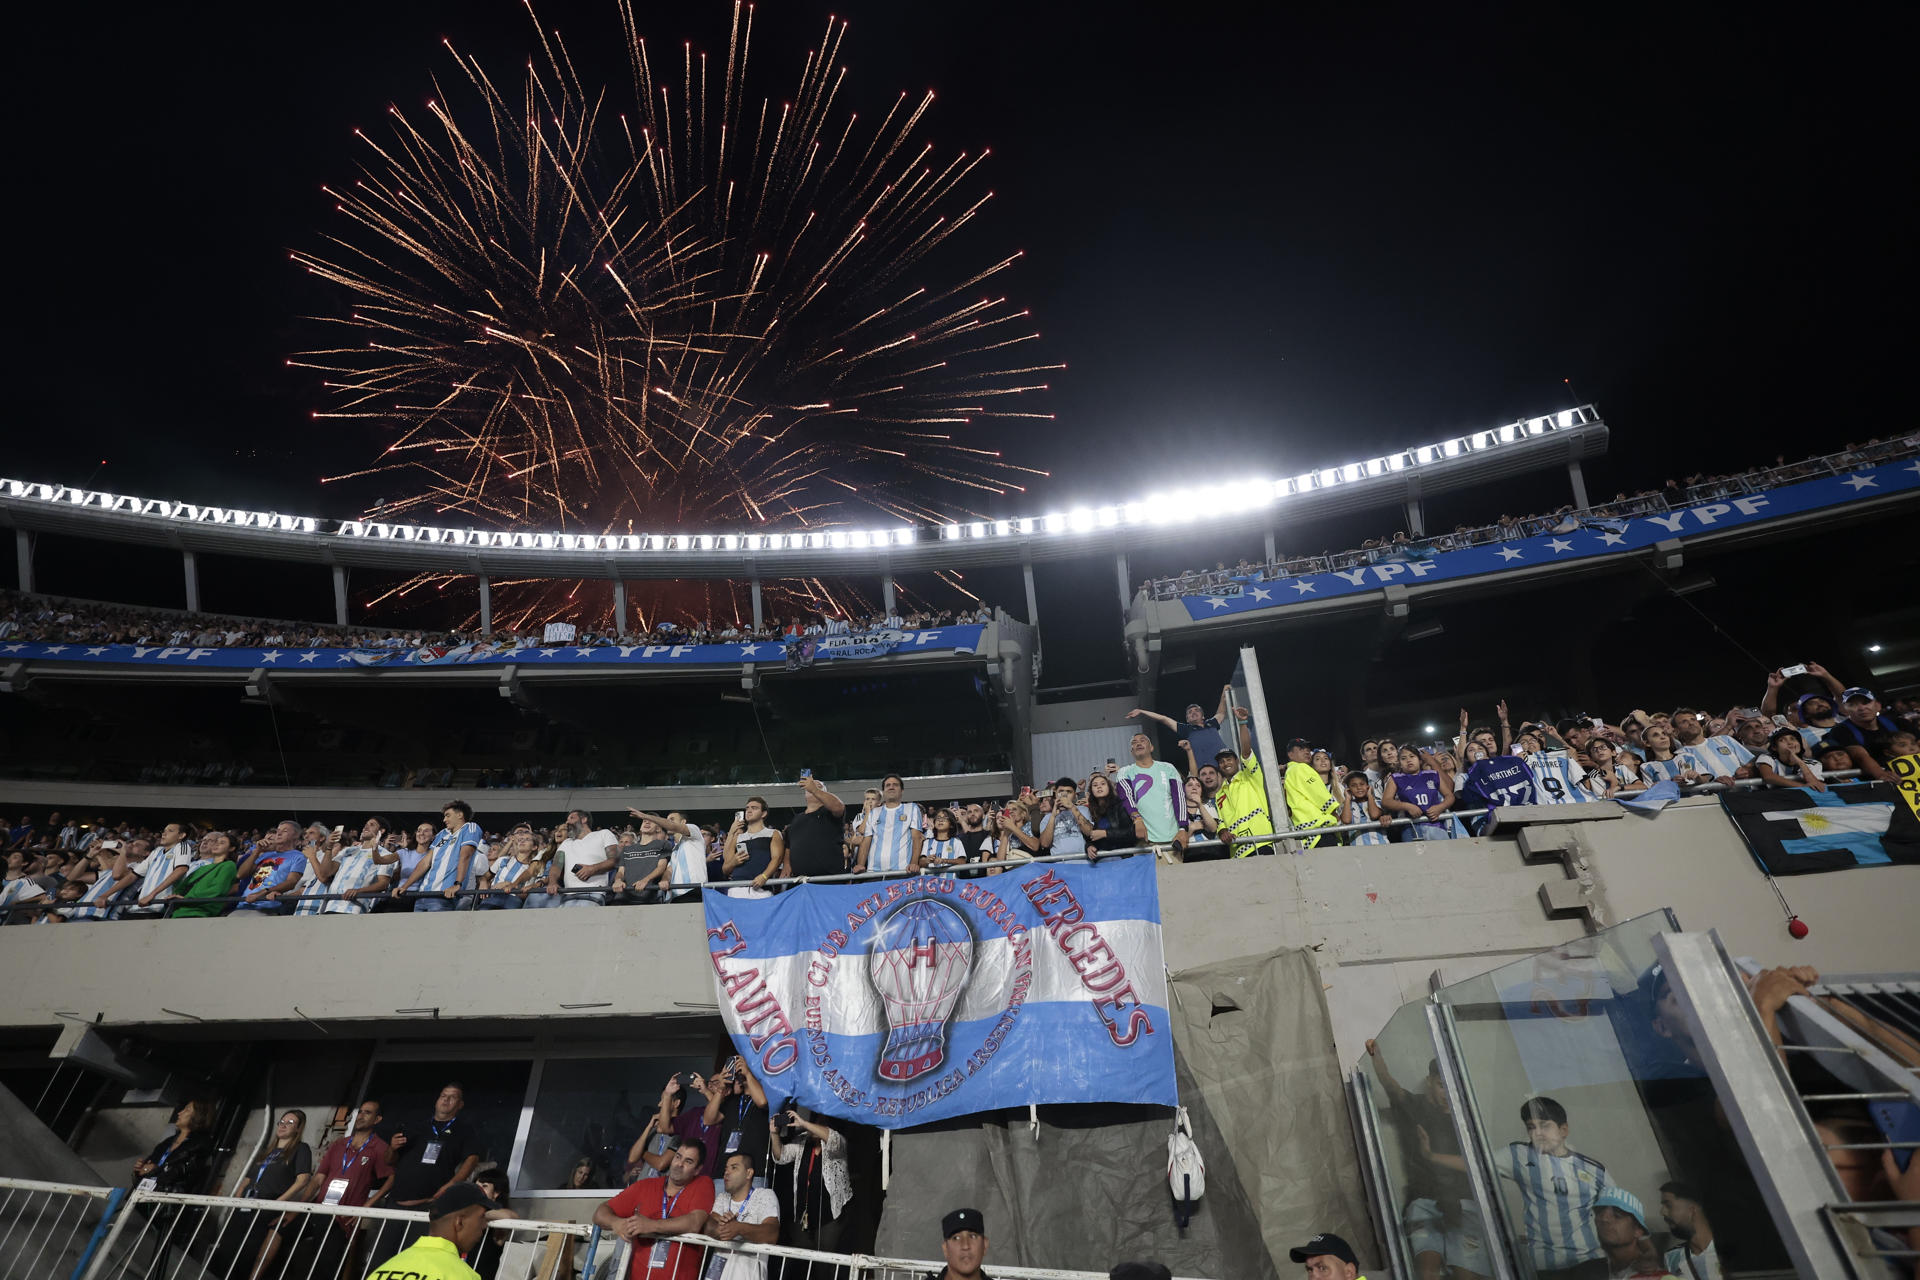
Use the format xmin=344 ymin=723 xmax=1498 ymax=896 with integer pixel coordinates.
xmin=705 ymin=1186 xmax=780 ymax=1280
xmin=558 ymin=830 xmax=617 ymax=891
xmin=669 ymin=832 xmax=709 ymax=899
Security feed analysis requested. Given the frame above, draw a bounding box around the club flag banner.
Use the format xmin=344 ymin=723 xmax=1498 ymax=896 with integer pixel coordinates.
xmin=1721 ymin=776 xmax=1920 ymax=875
xmin=703 ymin=857 xmax=1176 ymax=1128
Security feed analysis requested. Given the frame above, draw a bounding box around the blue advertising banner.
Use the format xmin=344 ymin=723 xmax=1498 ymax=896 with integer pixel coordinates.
xmin=1181 ymin=459 xmax=1920 ymax=620
xmin=0 ymin=624 xmax=986 ymax=670
xmin=703 ymin=857 xmax=1176 ymax=1128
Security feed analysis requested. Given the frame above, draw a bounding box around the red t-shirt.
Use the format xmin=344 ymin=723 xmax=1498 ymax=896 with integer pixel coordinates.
xmin=608 ymin=1175 xmax=716 ymax=1280
xmin=314 ymin=1134 xmax=393 ymax=1228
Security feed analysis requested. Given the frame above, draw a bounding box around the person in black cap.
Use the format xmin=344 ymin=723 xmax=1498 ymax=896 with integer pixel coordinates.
xmin=363 ymin=1183 xmax=499 ymax=1280
xmin=924 ymin=1207 xmax=991 ymax=1280
xmin=1288 ymin=1232 xmax=1366 ymax=1280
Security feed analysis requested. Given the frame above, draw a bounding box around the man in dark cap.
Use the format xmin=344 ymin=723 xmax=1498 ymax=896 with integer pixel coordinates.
xmin=364 ymin=1183 xmax=497 ymax=1280
xmin=924 ymin=1207 xmax=990 ymax=1280
xmin=1288 ymin=1232 xmax=1366 ymax=1280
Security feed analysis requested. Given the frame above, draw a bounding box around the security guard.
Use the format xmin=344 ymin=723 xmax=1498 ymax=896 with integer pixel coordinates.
xmin=363 ymin=1183 xmax=496 ymax=1280
xmin=924 ymin=1207 xmax=992 ymax=1280
xmin=1288 ymin=1232 xmax=1368 ymax=1280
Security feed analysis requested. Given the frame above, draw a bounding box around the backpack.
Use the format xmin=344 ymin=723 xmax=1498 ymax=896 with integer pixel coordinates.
xmin=1167 ymin=1105 xmax=1205 ymax=1227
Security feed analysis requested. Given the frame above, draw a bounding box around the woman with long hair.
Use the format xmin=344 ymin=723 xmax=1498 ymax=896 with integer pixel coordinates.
xmin=217 ymin=1109 xmax=315 ymax=1279
xmin=132 ymin=1098 xmax=219 ymax=1278
xmin=1182 ymin=776 xmax=1220 ymax=850
xmin=1084 ymin=771 xmax=1133 ymax=852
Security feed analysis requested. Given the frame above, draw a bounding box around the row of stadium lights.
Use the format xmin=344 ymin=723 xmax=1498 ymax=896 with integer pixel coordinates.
xmin=0 ymin=408 xmax=1590 ymax=552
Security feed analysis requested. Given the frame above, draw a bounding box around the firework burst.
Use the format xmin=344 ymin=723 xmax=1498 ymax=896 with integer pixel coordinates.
xmin=291 ymin=2 xmax=1054 ymax=628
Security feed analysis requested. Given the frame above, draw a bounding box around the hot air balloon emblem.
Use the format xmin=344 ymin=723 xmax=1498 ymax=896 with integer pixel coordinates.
xmin=867 ymin=898 xmax=975 ymax=1082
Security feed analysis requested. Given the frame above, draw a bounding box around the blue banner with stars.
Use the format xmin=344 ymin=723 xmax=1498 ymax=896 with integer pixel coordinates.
xmin=0 ymin=625 xmax=987 ymax=669
xmin=1181 ymin=459 xmax=1919 ymax=620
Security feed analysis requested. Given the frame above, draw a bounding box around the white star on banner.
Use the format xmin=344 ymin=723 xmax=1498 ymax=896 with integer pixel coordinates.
xmin=572 ymin=647 xmax=597 ymax=657
xmin=43 ymin=644 xmax=68 ymax=654
xmin=85 ymin=646 xmax=108 ymax=655
xmin=1250 ymin=587 xmax=1273 ymax=601
xmin=336 ymin=653 xmax=359 ymax=662
xmin=298 ymin=652 xmax=320 ymax=663
xmin=1841 ymin=474 xmax=1878 ymax=491
xmin=259 ymin=651 xmax=283 ymax=663
xmin=1291 ymin=580 xmax=1317 ymax=594
xmin=1547 ymin=538 xmax=1574 ymax=553
xmin=738 ymin=644 xmax=761 ymax=656
xmin=1497 ymin=548 xmax=1524 ymax=562
xmin=539 ymin=648 xmax=560 ymax=658
xmin=1598 ymin=531 xmax=1626 ymax=546
xmin=0 ymin=644 xmax=22 ymax=653
xmin=1204 ymin=596 xmax=1231 ymax=610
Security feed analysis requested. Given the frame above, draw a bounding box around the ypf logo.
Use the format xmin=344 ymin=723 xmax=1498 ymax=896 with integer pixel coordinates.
xmin=867 ymin=899 xmax=974 ymax=1081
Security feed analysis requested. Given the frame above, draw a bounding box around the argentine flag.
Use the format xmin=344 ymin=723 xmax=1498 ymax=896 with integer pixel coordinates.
xmin=703 ymin=855 xmax=1176 ymax=1128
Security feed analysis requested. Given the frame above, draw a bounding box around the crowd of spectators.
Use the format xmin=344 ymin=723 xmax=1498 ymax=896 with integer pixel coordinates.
xmin=128 ymin=1061 xmax=887 ymax=1280
xmin=0 ymin=590 xmax=995 ymax=653
xmin=5 ymin=658 xmax=1911 ymax=927
xmin=1148 ymin=434 xmax=1917 ymax=600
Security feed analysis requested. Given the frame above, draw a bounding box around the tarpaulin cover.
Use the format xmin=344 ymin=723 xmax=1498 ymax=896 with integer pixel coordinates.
xmin=874 ymin=948 xmax=1369 ymax=1278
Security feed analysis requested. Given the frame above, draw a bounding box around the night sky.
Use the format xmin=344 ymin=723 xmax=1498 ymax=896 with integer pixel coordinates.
xmin=8 ymin=3 xmax=1908 ymax=672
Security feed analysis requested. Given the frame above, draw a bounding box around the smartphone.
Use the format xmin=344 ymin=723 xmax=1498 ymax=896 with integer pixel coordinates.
xmin=799 ymin=768 xmax=813 ymax=780
xmin=332 ymin=825 xmax=345 ymax=836
xmin=1590 ymin=718 xmax=1604 ymax=730
xmin=734 ymin=810 xmax=745 ymax=826
xmin=1106 ymin=757 xmax=1116 ymax=768
xmin=1780 ymin=663 xmax=1809 ymax=678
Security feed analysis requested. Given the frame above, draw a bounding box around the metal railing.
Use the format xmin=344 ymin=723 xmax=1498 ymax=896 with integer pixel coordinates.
xmin=1150 ymin=435 xmax=1920 ymax=599
xmin=0 ymin=1181 xmax=1209 ymax=1280
xmin=0 ymin=1177 xmax=123 ymax=1280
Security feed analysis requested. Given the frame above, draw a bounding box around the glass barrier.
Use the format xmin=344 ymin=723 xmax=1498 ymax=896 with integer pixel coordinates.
xmin=1353 ymin=999 xmax=1501 ymax=1280
xmin=1430 ymin=910 xmax=1794 ymax=1280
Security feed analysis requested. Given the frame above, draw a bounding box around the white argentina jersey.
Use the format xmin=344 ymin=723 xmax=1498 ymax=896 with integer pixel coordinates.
xmin=322 ymin=847 xmax=385 ymax=914
xmin=862 ymin=802 xmax=924 ymax=873
xmin=1527 ymin=754 xmax=1592 ymax=805
xmin=423 ymin=821 xmax=484 ymax=892
xmin=1502 ymin=1141 xmax=1607 ymax=1271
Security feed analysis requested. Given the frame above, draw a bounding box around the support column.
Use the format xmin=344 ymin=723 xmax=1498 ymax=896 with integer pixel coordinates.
xmin=1263 ymin=528 xmax=1277 ymax=564
xmin=182 ymin=550 xmax=200 ymax=613
xmin=881 ymin=575 xmax=896 ymax=616
xmin=1115 ymin=551 xmax=1131 ymax=612
xmin=750 ymin=576 xmax=763 ymax=631
xmin=1568 ymin=459 xmax=1590 ymax=512
xmin=14 ymin=530 xmax=33 ymax=594
xmin=331 ymin=565 xmax=348 ymax=626
xmin=1404 ymin=497 xmax=1426 ymax=537
xmin=478 ymin=575 xmax=493 ymax=638
xmin=1021 ymin=550 xmax=1039 ymax=627
xmin=613 ymin=580 xmax=628 ymax=636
